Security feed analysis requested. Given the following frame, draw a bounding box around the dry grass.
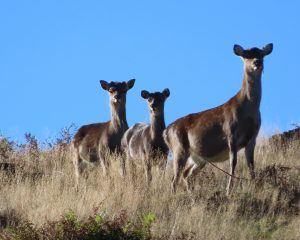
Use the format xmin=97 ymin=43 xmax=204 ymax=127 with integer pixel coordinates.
xmin=0 ymin=132 xmax=299 ymax=239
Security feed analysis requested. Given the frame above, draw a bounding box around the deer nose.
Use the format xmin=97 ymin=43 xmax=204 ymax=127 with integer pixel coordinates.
xmin=113 ymin=94 xmax=121 ymax=102
xmin=150 ymin=103 xmax=157 ymax=109
xmin=253 ymin=59 xmax=262 ymax=67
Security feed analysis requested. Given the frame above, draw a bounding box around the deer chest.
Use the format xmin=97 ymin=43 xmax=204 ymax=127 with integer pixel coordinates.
xmin=236 ymin=115 xmax=260 ymax=148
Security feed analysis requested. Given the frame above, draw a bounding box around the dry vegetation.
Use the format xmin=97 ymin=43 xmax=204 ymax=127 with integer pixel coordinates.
xmin=0 ymin=127 xmax=299 ymax=239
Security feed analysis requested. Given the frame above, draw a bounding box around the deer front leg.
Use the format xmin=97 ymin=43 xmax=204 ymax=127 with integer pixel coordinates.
xmin=226 ymin=137 xmax=237 ymax=195
xmin=128 ymin=158 xmax=137 ymax=184
xmin=157 ymin=154 xmax=168 ymax=180
xmin=119 ymin=153 xmax=126 ymax=178
xmin=144 ymin=159 xmax=152 ymax=184
xmin=245 ymin=136 xmax=257 ymax=180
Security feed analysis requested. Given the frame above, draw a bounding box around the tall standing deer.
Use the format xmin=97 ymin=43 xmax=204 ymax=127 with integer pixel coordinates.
xmin=72 ymin=79 xmax=135 ymax=187
xmin=122 ymin=89 xmax=170 ymax=183
xmin=164 ymin=44 xmax=273 ymax=194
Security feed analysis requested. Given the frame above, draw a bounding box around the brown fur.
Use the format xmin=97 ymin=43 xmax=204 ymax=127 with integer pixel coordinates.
xmin=71 ymin=79 xmax=135 ymax=187
xmin=122 ymin=89 xmax=170 ymax=183
xmin=164 ymin=44 xmax=273 ymax=194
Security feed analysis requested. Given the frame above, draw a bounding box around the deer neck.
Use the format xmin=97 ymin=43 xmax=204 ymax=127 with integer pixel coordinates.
xmin=239 ymin=71 xmax=262 ymax=109
xmin=110 ymin=102 xmax=128 ymax=131
xmin=150 ymin=111 xmax=166 ymax=140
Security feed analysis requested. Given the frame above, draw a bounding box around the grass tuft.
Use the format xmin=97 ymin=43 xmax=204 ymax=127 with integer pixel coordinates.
xmin=0 ymin=130 xmax=299 ymax=239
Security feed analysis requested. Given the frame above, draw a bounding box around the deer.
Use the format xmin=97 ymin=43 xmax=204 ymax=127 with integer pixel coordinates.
xmin=71 ymin=79 xmax=135 ymax=187
xmin=122 ymin=88 xmax=170 ymax=183
xmin=163 ymin=43 xmax=273 ymax=195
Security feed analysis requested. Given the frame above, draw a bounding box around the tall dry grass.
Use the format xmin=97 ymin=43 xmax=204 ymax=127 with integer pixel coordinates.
xmin=0 ymin=131 xmax=299 ymax=239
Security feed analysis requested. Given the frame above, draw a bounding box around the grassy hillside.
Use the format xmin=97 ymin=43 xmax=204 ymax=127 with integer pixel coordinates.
xmin=0 ymin=129 xmax=299 ymax=239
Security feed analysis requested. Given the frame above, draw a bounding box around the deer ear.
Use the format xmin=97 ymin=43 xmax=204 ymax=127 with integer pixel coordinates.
xmin=141 ymin=90 xmax=150 ymax=99
xmin=162 ymin=88 xmax=170 ymax=98
xmin=262 ymin=43 xmax=273 ymax=56
xmin=233 ymin=44 xmax=244 ymax=57
xmin=100 ymin=80 xmax=109 ymax=90
xmin=127 ymin=79 xmax=135 ymax=90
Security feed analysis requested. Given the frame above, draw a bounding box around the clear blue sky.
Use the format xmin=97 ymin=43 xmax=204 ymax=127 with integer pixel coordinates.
xmin=1 ymin=1 xmax=299 ymax=141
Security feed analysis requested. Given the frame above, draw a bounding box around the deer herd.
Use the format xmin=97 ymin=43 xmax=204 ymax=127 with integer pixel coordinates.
xmin=71 ymin=43 xmax=273 ymax=195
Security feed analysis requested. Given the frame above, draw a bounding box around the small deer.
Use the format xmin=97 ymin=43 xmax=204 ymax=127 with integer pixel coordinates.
xmin=164 ymin=44 xmax=273 ymax=194
xmin=122 ymin=88 xmax=170 ymax=183
xmin=72 ymin=79 xmax=135 ymax=187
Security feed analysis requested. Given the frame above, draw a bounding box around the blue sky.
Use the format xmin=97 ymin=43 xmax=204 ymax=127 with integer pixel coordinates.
xmin=1 ymin=1 xmax=299 ymax=141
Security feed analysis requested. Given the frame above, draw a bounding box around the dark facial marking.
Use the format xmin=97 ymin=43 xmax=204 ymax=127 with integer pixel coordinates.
xmin=242 ymin=48 xmax=264 ymax=59
xmin=146 ymin=92 xmax=166 ymax=110
xmin=108 ymin=82 xmax=128 ymax=93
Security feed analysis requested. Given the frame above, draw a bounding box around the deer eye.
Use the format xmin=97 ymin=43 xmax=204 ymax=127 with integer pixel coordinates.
xmin=109 ymin=88 xmax=116 ymax=93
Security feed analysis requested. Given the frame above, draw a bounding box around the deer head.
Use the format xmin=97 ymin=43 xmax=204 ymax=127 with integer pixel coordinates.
xmin=100 ymin=79 xmax=135 ymax=107
xmin=234 ymin=43 xmax=273 ymax=76
xmin=141 ymin=88 xmax=170 ymax=116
